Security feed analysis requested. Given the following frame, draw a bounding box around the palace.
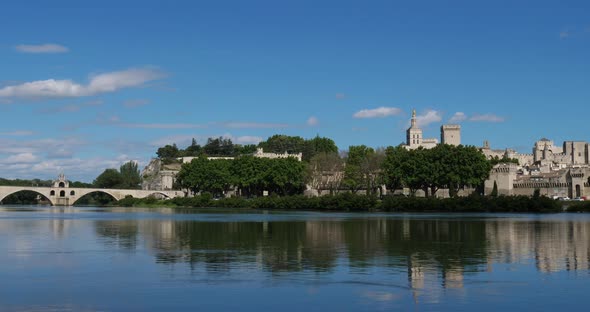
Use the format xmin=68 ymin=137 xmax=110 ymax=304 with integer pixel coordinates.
xmin=402 ymin=109 xmax=461 ymax=149
xmin=483 ymin=139 xmax=590 ymax=198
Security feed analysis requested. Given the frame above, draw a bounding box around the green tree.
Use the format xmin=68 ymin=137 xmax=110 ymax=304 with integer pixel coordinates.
xmin=119 ymin=161 xmax=141 ymax=189
xmin=184 ymin=138 xmax=202 ymax=157
xmin=202 ymin=159 xmax=232 ymax=197
xmin=360 ymin=148 xmax=386 ymax=196
xmin=235 ymin=144 xmax=258 ymax=155
xmin=258 ymin=135 xmax=306 ymax=154
xmin=306 ymin=152 xmax=344 ymax=194
xmin=381 ymin=146 xmax=409 ymax=194
xmin=263 ymin=157 xmax=306 ymax=196
xmin=302 ymin=135 xmax=339 ymax=162
xmin=489 ymin=156 xmax=519 ymax=166
xmin=445 ymin=145 xmax=491 ymax=197
xmin=230 ymin=156 xmax=266 ymax=197
xmin=176 ymin=156 xmax=209 ymax=195
xmin=93 ymin=169 xmax=123 ymax=188
xmin=343 ymin=145 xmax=375 ymax=193
xmin=204 ymin=137 xmax=235 ymax=156
xmin=156 ymin=144 xmax=179 ymax=159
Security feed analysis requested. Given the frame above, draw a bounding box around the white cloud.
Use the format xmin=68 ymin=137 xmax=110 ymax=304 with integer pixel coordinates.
xmin=353 ymin=107 xmax=402 ymax=118
xmin=335 ymin=93 xmax=346 ymax=99
xmin=15 ymin=43 xmax=69 ymax=53
xmin=234 ymin=136 xmax=263 ymax=145
xmin=0 ymin=144 xmax=146 ymax=182
xmin=45 ymin=104 xmax=81 ymax=113
xmin=47 ymin=149 xmax=75 ymax=159
xmin=0 ymin=137 xmax=87 ymax=156
xmin=448 ymin=112 xmax=467 ymax=123
xmin=0 ymin=68 xmax=165 ymax=99
xmin=0 ymin=135 xmax=153 ymax=181
xmin=220 ymin=122 xmax=289 ymax=129
xmin=469 ymin=114 xmax=505 ymax=123
xmin=560 ymin=31 xmax=571 ymax=39
xmin=121 ymin=123 xmax=207 ymax=129
xmin=307 ymin=116 xmax=319 ymax=126
xmin=0 ymin=130 xmax=34 ymax=136
xmin=415 ymin=109 xmax=442 ymax=127
xmin=0 ymin=153 xmax=39 ymax=164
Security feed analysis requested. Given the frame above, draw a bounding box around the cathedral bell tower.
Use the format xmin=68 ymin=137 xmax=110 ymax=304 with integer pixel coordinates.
xmin=406 ymin=109 xmax=423 ymax=148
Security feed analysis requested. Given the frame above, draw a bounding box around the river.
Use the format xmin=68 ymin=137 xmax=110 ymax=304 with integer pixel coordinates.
xmin=1 ymin=206 xmax=589 ymax=311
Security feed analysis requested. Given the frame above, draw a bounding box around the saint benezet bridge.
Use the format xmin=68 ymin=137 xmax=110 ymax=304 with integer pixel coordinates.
xmin=0 ymin=174 xmax=182 ymax=206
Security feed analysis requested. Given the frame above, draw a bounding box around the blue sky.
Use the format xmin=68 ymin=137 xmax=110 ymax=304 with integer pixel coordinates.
xmin=1 ymin=0 xmax=589 ymax=181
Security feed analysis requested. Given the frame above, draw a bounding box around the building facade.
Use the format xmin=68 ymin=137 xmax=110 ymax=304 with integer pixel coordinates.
xmin=441 ymin=125 xmax=461 ymax=146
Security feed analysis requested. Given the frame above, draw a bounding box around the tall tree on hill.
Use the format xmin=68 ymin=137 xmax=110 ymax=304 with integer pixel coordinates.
xmin=204 ymin=137 xmax=235 ymax=156
xmin=258 ymin=135 xmax=306 ymax=154
xmin=302 ymin=135 xmax=339 ymax=162
xmin=119 ymin=161 xmax=141 ymax=189
xmin=184 ymin=138 xmax=202 ymax=157
xmin=93 ymin=169 xmax=123 ymax=188
xmin=156 ymin=144 xmax=179 ymax=159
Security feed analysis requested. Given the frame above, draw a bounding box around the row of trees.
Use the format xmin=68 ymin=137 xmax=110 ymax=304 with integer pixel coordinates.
xmin=306 ymin=144 xmax=491 ymax=198
xmin=157 ymin=137 xmax=258 ymax=159
xmin=156 ymin=135 xmax=339 ymax=162
xmin=381 ymin=145 xmax=491 ymax=197
xmin=258 ymin=134 xmax=338 ymax=162
xmin=174 ymin=143 xmax=491 ymax=199
xmin=176 ymin=156 xmax=306 ymax=197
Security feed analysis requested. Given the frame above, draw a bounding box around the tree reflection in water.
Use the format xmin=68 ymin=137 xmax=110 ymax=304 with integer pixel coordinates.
xmin=93 ymin=213 xmax=590 ymax=302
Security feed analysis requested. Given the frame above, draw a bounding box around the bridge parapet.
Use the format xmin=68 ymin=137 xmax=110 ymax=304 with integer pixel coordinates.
xmin=0 ymin=185 xmax=183 ymax=206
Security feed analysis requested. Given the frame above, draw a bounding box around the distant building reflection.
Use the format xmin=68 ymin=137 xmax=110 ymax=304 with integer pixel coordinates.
xmin=91 ymin=214 xmax=590 ymax=303
xmin=485 ymin=220 xmax=590 ymax=273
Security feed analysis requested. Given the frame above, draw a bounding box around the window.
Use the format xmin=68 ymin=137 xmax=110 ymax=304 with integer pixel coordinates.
xmin=50 ymin=190 xmax=55 ymax=196
xmin=70 ymin=191 xmax=75 ymax=196
xmin=59 ymin=190 xmax=65 ymax=197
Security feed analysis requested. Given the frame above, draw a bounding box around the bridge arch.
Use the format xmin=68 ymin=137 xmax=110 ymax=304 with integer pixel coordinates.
xmin=71 ymin=190 xmax=120 ymax=206
xmin=0 ymin=188 xmax=54 ymax=206
xmin=143 ymin=192 xmax=171 ymax=199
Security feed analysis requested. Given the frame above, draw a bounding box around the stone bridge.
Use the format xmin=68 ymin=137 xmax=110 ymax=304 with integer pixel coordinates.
xmin=0 ymin=174 xmax=184 ymax=206
xmin=0 ymin=185 xmax=183 ymax=206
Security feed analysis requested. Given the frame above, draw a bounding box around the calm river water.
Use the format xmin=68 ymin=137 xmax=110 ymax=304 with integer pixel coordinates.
xmin=1 ymin=206 xmax=589 ymax=311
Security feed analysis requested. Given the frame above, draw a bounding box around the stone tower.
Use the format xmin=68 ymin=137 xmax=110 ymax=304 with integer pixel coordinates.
xmin=440 ymin=124 xmax=461 ymax=146
xmin=484 ymin=163 xmax=518 ymax=196
xmin=406 ymin=109 xmax=423 ymax=148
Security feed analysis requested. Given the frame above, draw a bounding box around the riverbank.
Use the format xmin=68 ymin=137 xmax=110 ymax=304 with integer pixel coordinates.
xmin=115 ymin=193 xmax=568 ymax=213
